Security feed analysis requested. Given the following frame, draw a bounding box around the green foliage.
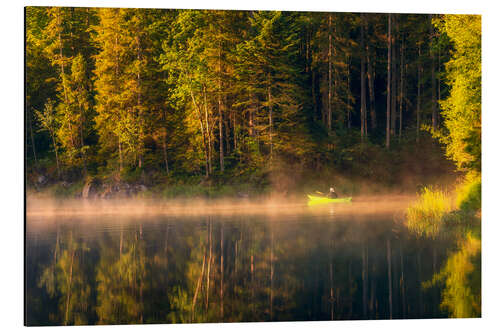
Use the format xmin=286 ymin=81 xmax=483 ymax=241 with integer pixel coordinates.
xmin=456 ymin=174 xmax=481 ymax=212
xmin=406 ymin=187 xmax=452 ymax=238
xmin=434 ymin=15 xmax=481 ymax=172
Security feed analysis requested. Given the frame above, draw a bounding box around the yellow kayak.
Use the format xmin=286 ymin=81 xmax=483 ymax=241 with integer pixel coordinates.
xmin=307 ymin=194 xmax=352 ymax=205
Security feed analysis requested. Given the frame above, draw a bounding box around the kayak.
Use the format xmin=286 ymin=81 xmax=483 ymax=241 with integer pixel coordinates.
xmin=307 ymin=194 xmax=352 ymax=205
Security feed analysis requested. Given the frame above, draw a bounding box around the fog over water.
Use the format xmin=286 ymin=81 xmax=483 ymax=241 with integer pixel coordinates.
xmin=27 ymin=195 xmax=415 ymax=219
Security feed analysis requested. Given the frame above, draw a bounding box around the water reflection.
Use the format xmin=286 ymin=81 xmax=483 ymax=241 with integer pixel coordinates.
xmin=26 ymin=206 xmax=456 ymax=325
xmin=419 ymin=212 xmax=481 ymax=318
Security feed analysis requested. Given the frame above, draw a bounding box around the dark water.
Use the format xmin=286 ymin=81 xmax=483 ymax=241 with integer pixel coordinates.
xmin=25 ymin=201 xmax=466 ymax=325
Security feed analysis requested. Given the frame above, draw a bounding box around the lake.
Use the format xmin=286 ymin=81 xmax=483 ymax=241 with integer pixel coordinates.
xmin=25 ymin=197 xmax=458 ymax=325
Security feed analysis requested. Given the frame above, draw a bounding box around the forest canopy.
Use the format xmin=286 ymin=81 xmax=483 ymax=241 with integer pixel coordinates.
xmin=25 ymin=8 xmax=481 ymax=196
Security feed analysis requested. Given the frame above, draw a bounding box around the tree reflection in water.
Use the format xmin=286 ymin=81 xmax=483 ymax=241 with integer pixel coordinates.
xmin=26 ymin=210 xmax=469 ymax=325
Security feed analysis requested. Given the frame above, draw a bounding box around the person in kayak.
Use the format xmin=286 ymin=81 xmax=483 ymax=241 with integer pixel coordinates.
xmin=328 ymin=187 xmax=338 ymax=198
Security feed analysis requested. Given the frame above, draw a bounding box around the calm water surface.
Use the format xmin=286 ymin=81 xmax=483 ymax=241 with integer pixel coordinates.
xmin=26 ymin=199 xmax=457 ymax=325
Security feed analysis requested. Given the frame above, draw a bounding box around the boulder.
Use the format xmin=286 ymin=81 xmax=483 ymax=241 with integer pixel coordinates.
xmin=37 ymin=175 xmax=47 ymax=185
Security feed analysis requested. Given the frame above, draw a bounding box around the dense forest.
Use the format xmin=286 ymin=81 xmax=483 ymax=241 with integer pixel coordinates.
xmin=25 ymin=7 xmax=481 ymax=197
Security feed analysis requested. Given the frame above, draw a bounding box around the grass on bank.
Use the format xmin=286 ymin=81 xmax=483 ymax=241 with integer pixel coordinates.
xmin=406 ymin=174 xmax=481 ymax=238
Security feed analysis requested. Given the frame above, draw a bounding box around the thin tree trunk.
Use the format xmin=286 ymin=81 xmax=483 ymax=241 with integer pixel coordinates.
xmin=51 ymin=131 xmax=61 ymax=178
xmin=399 ymin=36 xmax=404 ymax=140
xmin=386 ymin=14 xmax=392 ymax=148
xmin=438 ymin=45 xmax=441 ymax=124
xmin=78 ymin=99 xmax=87 ymax=176
xmin=312 ymin=69 xmax=318 ymax=121
xmin=360 ymin=14 xmax=367 ymax=140
xmin=203 ymin=86 xmax=212 ymax=175
xmin=417 ymin=44 xmax=422 ymax=143
xmin=367 ymin=46 xmax=376 ymax=130
xmin=225 ymin=93 xmax=231 ymax=155
xmin=162 ymin=110 xmax=169 ymax=174
xmin=267 ymin=72 xmax=273 ymax=160
xmin=28 ymin=105 xmax=38 ymax=167
xmin=437 ymin=45 xmax=441 ymax=114
xmin=391 ymin=15 xmax=397 ymax=136
xmin=57 ymin=11 xmax=75 ymax=150
xmin=190 ymin=88 xmax=209 ymax=176
xmin=136 ymin=35 xmax=143 ymax=169
xmin=430 ymin=14 xmax=437 ymax=131
xmin=232 ymin=109 xmax=237 ymax=152
xmin=328 ymin=14 xmax=333 ymax=131
xmin=248 ymin=90 xmax=254 ymax=136
xmin=218 ymin=43 xmax=224 ymax=172
xmin=118 ymin=137 xmax=123 ymax=172
xmin=347 ymin=56 xmax=351 ymax=129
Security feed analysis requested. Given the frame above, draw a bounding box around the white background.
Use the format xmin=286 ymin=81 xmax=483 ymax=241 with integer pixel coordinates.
xmin=1 ymin=0 xmax=498 ymax=332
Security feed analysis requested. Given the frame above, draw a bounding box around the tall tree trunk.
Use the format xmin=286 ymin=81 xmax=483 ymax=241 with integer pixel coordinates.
xmin=430 ymin=15 xmax=437 ymax=131
xmin=248 ymin=89 xmax=254 ymax=137
xmin=203 ymin=86 xmax=212 ymax=175
xmin=162 ymin=109 xmax=169 ymax=174
xmin=360 ymin=14 xmax=367 ymax=140
xmin=367 ymin=45 xmax=376 ymax=130
xmin=136 ymin=35 xmax=143 ymax=169
xmin=115 ymin=32 xmax=123 ymax=172
xmin=118 ymin=137 xmax=123 ymax=172
xmin=386 ymin=14 xmax=392 ymax=148
xmin=417 ymin=44 xmax=422 ymax=143
xmin=267 ymin=72 xmax=273 ymax=160
xmin=328 ymin=14 xmax=333 ymax=132
xmin=391 ymin=15 xmax=397 ymax=136
xmin=438 ymin=45 xmax=441 ymax=124
xmin=225 ymin=94 xmax=231 ymax=155
xmin=399 ymin=36 xmax=405 ymax=140
xmin=58 ymin=18 xmax=75 ymax=150
xmin=347 ymin=56 xmax=351 ymax=129
xmin=190 ymin=89 xmax=209 ymax=176
xmin=28 ymin=104 xmax=38 ymax=167
xmin=79 ymin=103 xmax=87 ymax=176
xmin=218 ymin=43 xmax=224 ymax=172
xmin=51 ymin=131 xmax=61 ymax=178
xmin=232 ymin=109 xmax=237 ymax=152
xmin=312 ymin=69 xmax=318 ymax=121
